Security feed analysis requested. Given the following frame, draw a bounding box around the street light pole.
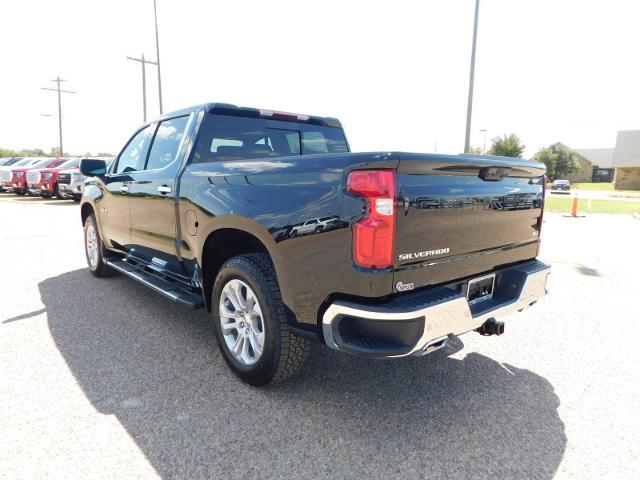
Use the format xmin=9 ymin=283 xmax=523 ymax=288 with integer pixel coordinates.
xmin=127 ymin=54 xmax=158 ymax=122
xmin=41 ymin=76 xmax=76 ymax=156
xmin=153 ymin=0 xmax=163 ymax=114
xmin=464 ymin=0 xmax=480 ymax=153
xmin=480 ymin=128 xmax=487 ymax=154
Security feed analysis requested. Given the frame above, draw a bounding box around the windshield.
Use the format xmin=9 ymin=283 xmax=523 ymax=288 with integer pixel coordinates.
xmin=31 ymin=159 xmax=53 ymax=169
xmin=193 ymin=114 xmax=349 ymax=163
xmin=12 ymin=158 xmax=34 ymax=167
xmin=59 ymin=159 xmax=80 ymax=169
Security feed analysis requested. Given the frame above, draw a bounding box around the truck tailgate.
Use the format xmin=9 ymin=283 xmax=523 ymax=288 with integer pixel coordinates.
xmin=393 ymin=153 xmax=545 ymax=291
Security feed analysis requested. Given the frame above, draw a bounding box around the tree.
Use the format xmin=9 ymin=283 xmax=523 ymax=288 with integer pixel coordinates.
xmin=533 ymin=143 xmax=579 ymax=180
xmin=0 ymin=147 xmax=48 ymax=158
xmin=488 ymin=134 xmax=526 ymax=158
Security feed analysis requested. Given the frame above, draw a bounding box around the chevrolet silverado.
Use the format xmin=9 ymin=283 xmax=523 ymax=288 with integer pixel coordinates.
xmin=79 ymin=103 xmax=550 ymax=385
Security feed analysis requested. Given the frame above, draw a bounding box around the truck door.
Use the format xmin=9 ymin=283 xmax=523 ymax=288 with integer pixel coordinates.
xmin=100 ymin=125 xmax=154 ymax=250
xmin=128 ymin=114 xmax=192 ymax=279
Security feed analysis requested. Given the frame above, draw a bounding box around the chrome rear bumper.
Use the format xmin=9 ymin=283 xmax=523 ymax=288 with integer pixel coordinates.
xmin=322 ymin=260 xmax=550 ymax=357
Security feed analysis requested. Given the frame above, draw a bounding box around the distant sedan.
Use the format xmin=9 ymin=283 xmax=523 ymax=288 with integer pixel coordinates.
xmin=551 ymin=179 xmax=571 ymax=193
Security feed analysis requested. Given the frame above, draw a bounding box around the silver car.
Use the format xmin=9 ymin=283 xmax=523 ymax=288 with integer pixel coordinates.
xmin=59 ymin=157 xmax=113 ymax=201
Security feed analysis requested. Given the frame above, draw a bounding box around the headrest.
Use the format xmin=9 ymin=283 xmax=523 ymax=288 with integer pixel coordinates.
xmin=216 ymin=145 xmax=244 ymax=156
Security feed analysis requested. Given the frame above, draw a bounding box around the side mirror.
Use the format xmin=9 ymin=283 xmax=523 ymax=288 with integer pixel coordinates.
xmin=79 ymin=158 xmax=107 ymax=177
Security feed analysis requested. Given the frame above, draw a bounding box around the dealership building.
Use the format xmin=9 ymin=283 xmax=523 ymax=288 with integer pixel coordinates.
xmin=569 ymin=130 xmax=640 ymax=189
xmin=611 ymin=130 xmax=640 ymax=190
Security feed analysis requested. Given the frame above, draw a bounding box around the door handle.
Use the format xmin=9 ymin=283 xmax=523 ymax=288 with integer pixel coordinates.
xmin=157 ymin=185 xmax=172 ymax=194
xmin=120 ymin=185 xmax=129 ymax=193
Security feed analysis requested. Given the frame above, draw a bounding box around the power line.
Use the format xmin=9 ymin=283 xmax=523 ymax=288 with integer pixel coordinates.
xmin=127 ymin=53 xmax=158 ymax=122
xmin=41 ymin=76 xmax=76 ymax=156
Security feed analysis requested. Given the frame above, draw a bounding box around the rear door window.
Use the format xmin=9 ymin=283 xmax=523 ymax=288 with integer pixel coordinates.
xmin=144 ymin=116 xmax=190 ymax=171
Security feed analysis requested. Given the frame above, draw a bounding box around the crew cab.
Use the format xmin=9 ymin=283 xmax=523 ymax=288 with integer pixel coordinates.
xmin=27 ymin=158 xmax=77 ymax=198
xmin=80 ymin=103 xmax=550 ymax=385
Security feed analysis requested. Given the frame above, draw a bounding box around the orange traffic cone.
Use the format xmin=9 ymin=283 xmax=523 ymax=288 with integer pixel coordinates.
xmin=563 ymin=195 xmax=585 ymax=218
xmin=571 ymin=197 xmax=578 ymax=217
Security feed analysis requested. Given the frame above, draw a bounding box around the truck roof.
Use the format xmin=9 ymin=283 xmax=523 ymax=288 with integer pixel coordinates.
xmin=147 ymin=102 xmax=343 ymax=129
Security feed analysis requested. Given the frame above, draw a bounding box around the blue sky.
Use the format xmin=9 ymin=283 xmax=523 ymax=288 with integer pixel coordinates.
xmin=1 ymin=0 xmax=638 ymax=157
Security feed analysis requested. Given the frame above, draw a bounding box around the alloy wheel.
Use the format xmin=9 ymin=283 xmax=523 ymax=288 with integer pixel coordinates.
xmin=85 ymin=223 xmax=99 ymax=268
xmin=218 ymin=279 xmax=265 ymax=366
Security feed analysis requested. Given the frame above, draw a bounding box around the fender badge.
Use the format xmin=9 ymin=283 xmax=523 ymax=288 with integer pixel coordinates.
xmin=396 ymin=281 xmax=415 ymax=292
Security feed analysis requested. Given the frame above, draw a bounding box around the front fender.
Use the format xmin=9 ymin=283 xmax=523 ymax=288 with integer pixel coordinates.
xmin=80 ymin=182 xmax=106 ymax=238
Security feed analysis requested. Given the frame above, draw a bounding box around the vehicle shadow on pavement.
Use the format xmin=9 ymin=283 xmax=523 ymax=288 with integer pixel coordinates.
xmin=41 ymin=269 xmax=566 ymax=480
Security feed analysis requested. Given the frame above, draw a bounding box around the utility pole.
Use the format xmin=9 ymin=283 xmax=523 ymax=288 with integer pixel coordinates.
xmin=464 ymin=0 xmax=480 ymax=153
xmin=127 ymin=53 xmax=158 ymax=122
xmin=153 ymin=0 xmax=163 ymax=114
xmin=41 ymin=76 xmax=76 ymax=156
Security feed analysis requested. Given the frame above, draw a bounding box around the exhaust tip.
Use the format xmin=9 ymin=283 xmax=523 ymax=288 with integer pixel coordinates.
xmin=419 ymin=335 xmax=449 ymax=355
xmin=476 ymin=318 xmax=505 ymax=336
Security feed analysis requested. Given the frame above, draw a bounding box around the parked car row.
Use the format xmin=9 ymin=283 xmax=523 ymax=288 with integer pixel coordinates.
xmin=0 ymin=156 xmax=112 ymax=201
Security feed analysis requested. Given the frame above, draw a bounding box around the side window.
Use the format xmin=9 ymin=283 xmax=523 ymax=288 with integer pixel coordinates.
xmin=115 ymin=125 xmax=154 ymax=174
xmin=145 ymin=116 xmax=190 ymax=171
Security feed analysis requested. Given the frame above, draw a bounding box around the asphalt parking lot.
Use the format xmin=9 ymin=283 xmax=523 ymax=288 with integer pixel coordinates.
xmin=1 ymin=193 xmax=639 ymax=479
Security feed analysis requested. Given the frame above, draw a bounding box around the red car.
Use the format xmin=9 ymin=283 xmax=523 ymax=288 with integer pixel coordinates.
xmin=27 ymin=158 xmax=80 ymax=198
xmin=5 ymin=158 xmax=67 ymax=195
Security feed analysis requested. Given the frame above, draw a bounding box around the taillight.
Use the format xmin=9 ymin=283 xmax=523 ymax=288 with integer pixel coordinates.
xmin=346 ymin=170 xmax=396 ymax=269
xmin=538 ymin=175 xmax=547 ymax=236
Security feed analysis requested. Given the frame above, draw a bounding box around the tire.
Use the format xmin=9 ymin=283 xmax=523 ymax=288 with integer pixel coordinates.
xmin=314 ymin=226 xmax=323 ymax=234
xmin=72 ymin=197 xmax=81 ymax=203
xmin=15 ymin=190 xmax=25 ymax=196
xmin=54 ymin=184 xmax=64 ymax=199
xmin=83 ymin=214 xmax=114 ymax=277
xmin=211 ymin=253 xmax=310 ymax=385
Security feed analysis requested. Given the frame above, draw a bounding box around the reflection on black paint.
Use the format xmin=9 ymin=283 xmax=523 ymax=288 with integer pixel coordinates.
xmin=412 ymin=193 xmax=540 ymax=211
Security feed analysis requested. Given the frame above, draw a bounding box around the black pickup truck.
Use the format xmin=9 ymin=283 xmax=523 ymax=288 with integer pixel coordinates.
xmin=80 ymin=103 xmax=550 ymax=385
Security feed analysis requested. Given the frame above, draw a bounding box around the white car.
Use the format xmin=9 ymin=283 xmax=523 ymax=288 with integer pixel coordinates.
xmin=289 ymin=216 xmax=339 ymax=237
xmin=58 ymin=157 xmax=113 ymax=201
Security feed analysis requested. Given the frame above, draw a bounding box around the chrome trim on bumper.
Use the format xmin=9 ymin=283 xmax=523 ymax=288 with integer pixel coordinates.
xmin=322 ymin=260 xmax=550 ymax=357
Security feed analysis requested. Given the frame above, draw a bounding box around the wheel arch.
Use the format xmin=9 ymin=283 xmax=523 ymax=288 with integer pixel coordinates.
xmin=200 ymin=226 xmax=290 ymax=313
xmin=80 ymin=201 xmax=95 ymax=225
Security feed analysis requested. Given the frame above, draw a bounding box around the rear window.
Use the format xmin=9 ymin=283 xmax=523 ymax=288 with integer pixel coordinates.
xmin=192 ymin=114 xmax=348 ymax=163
